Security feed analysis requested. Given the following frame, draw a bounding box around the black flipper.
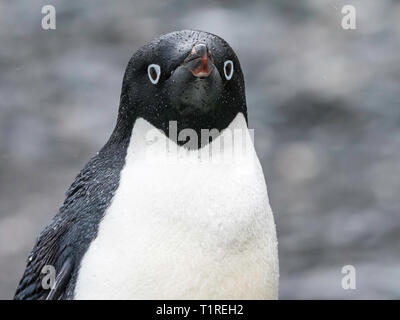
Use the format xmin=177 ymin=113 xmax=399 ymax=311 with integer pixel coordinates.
xmin=14 ymin=136 xmax=131 ymax=300
xmin=14 ymin=221 xmax=75 ymax=300
xmin=46 ymin=257 xmax=74 ymax=300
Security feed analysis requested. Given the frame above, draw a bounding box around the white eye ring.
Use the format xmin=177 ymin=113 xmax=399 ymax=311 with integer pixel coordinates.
xmin=223 ymin=60 xmax=234 ymax=80
xmin=147 ymin=64 xmax=161 ymax=84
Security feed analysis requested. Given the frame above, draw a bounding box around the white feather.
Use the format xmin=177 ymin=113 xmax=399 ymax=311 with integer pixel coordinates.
xmin=74 ymin=113 xmax=279 ymax=299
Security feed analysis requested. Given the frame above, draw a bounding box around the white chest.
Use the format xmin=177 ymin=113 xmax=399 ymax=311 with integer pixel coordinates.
xmin=74 ymin=114 xmax=279 ymax=299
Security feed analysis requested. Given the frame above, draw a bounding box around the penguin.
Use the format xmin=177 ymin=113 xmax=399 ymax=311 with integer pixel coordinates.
xmin=14 ymin=30 xmax=279 ymax=300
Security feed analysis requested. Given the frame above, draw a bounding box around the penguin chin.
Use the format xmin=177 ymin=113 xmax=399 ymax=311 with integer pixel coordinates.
xmin=166 ymin=65 xmax=223 ymax=116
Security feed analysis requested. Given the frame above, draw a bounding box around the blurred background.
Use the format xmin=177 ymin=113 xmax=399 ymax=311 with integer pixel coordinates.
xmin=1 ymin=0 xmax=400 ymax=299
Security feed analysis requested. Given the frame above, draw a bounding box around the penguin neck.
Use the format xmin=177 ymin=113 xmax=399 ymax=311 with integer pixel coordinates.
xmin=133 ymin=97 xmax=248 ymax=148
xmin=143 ymin=107 xmax=248 ymax=149
xmin=103 ymin=103 xmax=248 ymax=152
xmin=126 ymin=112 xmax=255 ymax=163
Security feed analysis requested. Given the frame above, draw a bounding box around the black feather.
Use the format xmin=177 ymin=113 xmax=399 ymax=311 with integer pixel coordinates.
xmin=14 ymin=135 xmax=131 ymax=300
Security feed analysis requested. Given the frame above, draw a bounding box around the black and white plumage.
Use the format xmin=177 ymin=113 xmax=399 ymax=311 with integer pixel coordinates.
xmin=14 ymin=30 xmax=278 ymax=300
xmin=14 ymin=140 xmax=129 ymax=299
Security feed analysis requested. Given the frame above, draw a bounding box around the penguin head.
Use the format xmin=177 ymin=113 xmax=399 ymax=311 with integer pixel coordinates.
xmin=116 ymin=30 xmax=247 ymax=147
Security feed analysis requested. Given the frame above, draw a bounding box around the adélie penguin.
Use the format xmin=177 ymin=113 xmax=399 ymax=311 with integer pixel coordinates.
xmin=14 ymin=30 xmax=279 ymax=300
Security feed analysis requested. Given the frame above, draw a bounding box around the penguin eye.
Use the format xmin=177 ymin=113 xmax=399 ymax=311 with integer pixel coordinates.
xmin=147 ymin=64 xmax=161 ymax=84
xmin=223 ymin=60 xmax=234 ymax=80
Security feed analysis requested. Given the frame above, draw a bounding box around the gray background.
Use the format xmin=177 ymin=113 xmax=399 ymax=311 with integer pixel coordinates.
xmin=1 ymin=0 xmax=399 ymax=299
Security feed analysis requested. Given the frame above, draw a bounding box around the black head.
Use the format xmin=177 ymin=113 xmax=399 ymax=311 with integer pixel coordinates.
xmin=110 ymin=30 xmax=247 ymax=148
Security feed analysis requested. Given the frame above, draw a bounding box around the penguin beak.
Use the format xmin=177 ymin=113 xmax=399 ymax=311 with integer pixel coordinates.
xmin=183 ymin=43 xmax=213 ymax=78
